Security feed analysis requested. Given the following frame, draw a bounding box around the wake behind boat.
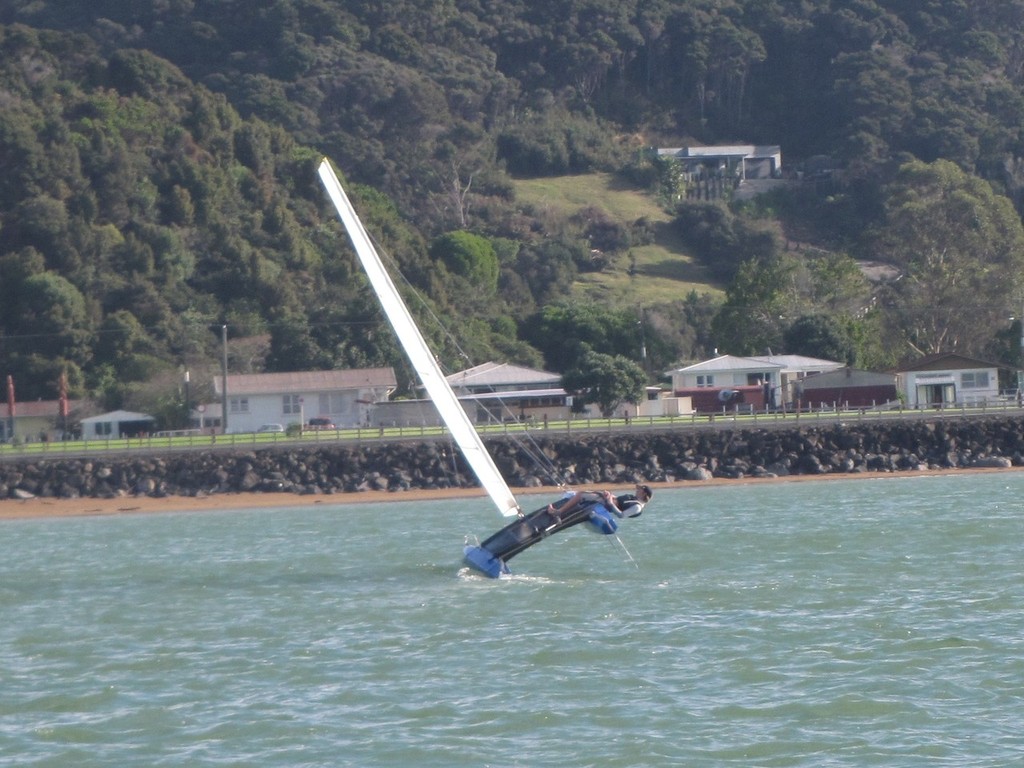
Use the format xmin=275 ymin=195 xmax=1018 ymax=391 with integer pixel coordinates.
xmin=317 ymin=158 xmax=633 ymax=577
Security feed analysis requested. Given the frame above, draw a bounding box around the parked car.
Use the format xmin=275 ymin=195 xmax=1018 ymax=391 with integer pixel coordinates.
xmin=306 ymin=417 xmax=337 ymax=430
xmin=257 ymin=423 xmax=285 ymax=433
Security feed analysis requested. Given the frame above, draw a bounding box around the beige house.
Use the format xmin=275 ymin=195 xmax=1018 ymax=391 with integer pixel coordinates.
xmin=213 ymin=369 xmax=397 ymax=433
xmin=2 ymin=399 xmax=84 ymax=443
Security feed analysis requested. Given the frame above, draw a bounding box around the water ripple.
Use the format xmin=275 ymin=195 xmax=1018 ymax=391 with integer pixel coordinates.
xmin=3 ymin=475 xmax=1024 ymax=765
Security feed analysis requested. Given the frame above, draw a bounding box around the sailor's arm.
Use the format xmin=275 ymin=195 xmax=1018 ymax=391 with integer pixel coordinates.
xmin=601 ymin=490 xmax=625 ymax=517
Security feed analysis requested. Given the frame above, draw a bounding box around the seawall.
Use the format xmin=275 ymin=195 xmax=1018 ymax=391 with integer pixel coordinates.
xmin=3 ymin=417 xmax=1024 ymax=501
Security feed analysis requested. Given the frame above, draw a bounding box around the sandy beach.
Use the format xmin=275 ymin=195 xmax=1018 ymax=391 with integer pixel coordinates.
xmin=2 ymin=466 xmax=1020 ymax=521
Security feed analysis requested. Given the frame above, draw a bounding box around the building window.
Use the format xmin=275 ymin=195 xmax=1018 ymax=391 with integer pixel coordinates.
xmin=283 ymin=394 xmax=301 ymax=415
xmin=961 ymin=371 xmax=990 ymax=389
xmin=696 ymin=375 xmax=715 ymax=387
xmin=319 ymin=393 xmax=348 ymax=415
xmin=229 ymin=397 xmax=249 ymax=413
xmin=96 ymin=421 xmax=113 ymax=436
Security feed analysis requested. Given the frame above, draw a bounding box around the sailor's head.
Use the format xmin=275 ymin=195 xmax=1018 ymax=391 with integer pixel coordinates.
xmin=636 ymin=484 xmax=653 ymax=502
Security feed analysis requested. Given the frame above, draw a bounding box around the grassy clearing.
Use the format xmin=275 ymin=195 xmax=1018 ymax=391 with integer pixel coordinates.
xmin=513 ymin=173 xmax=724 ymax=307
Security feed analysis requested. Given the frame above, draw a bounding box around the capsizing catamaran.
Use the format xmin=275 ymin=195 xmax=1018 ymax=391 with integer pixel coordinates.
xmin=317 ymin=158 xmax=627 ymax=577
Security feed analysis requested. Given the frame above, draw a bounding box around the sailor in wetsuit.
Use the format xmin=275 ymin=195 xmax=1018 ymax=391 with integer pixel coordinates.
xmin=547 ymin=483 xmax=652 ymax=520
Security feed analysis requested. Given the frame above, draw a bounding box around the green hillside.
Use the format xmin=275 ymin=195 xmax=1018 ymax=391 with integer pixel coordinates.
xmin=513 ymin=174 xmax=724 ymax=306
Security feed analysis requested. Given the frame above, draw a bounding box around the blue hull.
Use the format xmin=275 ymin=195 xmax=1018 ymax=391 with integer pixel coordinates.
xmin=462 ymin=544 xmax=510 ymax=578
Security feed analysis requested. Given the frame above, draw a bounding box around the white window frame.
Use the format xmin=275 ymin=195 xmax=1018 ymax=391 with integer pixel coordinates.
xmin=961 ymin=371 xmax=990 ymax=389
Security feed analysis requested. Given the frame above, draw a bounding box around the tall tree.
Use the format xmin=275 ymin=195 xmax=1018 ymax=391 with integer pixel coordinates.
xmin=523 ymin=301 xmax=645 ymax=372
xmin=711 ymin=254 xmax=798 ymax=357
xmin=874 ymin=159 xmax=1024 ymax=357
xmin=561 ymin=350 xmax=646 ymax=416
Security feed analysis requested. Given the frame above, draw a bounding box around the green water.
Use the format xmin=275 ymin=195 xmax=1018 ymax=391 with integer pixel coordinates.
xmin=2 ymin=473 xmax=1023 ymax=766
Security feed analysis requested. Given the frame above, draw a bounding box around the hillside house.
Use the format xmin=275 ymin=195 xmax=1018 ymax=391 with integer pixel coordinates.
xmin=657 ymin=144 xmax=782 ymax=180
xmin=214 ymin=368 xmax=397 ymax=433
xmin=895 ymin=353 xmax=1003 ymax=408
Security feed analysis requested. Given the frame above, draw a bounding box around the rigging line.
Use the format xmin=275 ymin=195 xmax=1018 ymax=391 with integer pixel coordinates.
xmin=609 ymin=534 xmax=639 ymax=569
xmin=471 ymin=398 xmax=569 ymax=489
xmin=503 ymin=428 xmax=572 ymax=489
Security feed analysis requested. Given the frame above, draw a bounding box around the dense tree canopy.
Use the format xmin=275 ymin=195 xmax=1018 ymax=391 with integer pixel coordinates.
xmin=3 ymin=2 xmax=1024 ymax=407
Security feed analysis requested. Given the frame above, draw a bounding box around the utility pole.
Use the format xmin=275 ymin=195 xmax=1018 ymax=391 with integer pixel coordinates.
xmin=221 ymin=324 xmax=229 ymax=434
xmin=183 ymin=369 xmax=191 ymax=429
xmin=638 ymin=307 xmax=647 ymax=370
xmin=1019 ymin=298 xmax=1024 ymax=399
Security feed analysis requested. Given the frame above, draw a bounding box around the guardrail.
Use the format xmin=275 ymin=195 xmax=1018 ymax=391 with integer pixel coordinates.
xmin=3 ymin=399 xmax=1024 ymax=461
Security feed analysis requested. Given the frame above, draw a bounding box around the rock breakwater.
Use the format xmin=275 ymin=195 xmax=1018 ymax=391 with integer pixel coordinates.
xmin=2 ymin=417 xmax=1023 ymax=501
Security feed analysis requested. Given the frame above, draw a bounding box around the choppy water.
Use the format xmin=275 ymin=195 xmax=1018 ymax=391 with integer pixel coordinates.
xmin=2 ymin=473 xmax=1024 ymax=767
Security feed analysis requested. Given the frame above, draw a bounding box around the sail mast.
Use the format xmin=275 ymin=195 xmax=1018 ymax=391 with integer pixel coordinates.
xmin=318 ymin=159 xmax=520 ymax=518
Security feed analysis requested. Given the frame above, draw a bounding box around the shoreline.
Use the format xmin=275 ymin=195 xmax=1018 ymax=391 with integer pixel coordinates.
xmin=2 ymin=465 xmax=1021 ymax=520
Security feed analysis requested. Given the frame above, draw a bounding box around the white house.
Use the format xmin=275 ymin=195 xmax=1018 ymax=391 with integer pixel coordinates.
xmin=667 ymin=354 xmax=844 ymax=410
xmin=80 ymin=410 xmax=156 ymax=439
xmin=895 ymin=353 xmax=1002 ymax=408
xmin=670 ymin=354 xmax=779 ymax=390
xmin=214 ymin=368 xmax=397 ymax=433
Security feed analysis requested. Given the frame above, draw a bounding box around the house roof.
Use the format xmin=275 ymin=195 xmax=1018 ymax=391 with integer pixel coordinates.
xmin=669 ymin=354 xmax=844 ymax=375
xmin=214 ymin=368 xmax=397 ymax=395
xmin=894 ymin=353 xmax=1005 ymax=373
xmin=446 ymin=361 xmax=561 ymax=388
xmin=669 ymin=355 xmax=784 ymax=374
xmin=80 ymin=410 xmax=155 ymax=424
xmin=658 ymin=144 xmax=781 ymax=160
xmin=8 ymin=399 xmax=84 ymax=418
xmin=748 ymin=354 xmax=845 ymax=372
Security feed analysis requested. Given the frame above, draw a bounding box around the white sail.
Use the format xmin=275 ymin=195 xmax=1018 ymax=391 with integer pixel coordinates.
xmin=318 ymin=159 xmax=520 ymax=518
